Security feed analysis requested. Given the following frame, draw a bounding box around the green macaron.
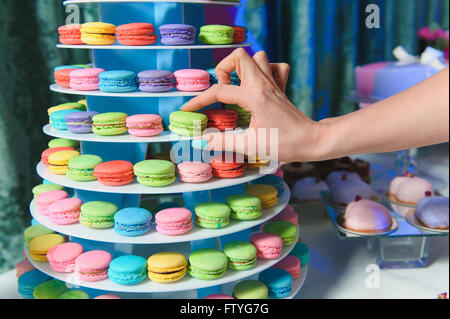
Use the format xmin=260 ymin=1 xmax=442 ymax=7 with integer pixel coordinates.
xmin=199 ymin=25 xmax=234 ymax=45
xmin=169 ymin=111 xmax=208 ymax=137
xmin=33 ymin=280 xmax=69 ymax=299
xmin=223 ymin=241 xmax=257 ymax=271
xmin=188 ymin=248 xmax=228 ymax=280
xmin=263 ymin=221 xmax=298 ymax=246
xmin=79 ymin=201 xmax=119 ymax=229
xmin=66 ymin=154 xmax=103 ymax=182
xmin=92 ymin=112 xmax=128 ymax=136
xmin=133 ymin=160 xmax=176 ymax=187
xmin=32 ymin=183 xmax=65 ymax=198
xmin=226 ymin=194 xmax=262 ymax=220
xmin=195 ymin=202 xmax=231 ymax=229
xmin=57 ymin=290 xmax=90 ymax=299
xmin=233 ymin=280 xmax=268 ymax=299
xmin=24 ymin=225 xmax=55 ymax=247
xmin=224 ymin=104 xmax=251 ymax=126
xmin=48 ymin=138 xmax=79 ymax=149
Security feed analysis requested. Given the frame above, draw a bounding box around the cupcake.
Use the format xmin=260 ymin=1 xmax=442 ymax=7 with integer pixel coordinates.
xmin=293 ymin=177 xmax=329 ymax=202
xmin=330 ymin=174 xmax=374 ymax=206
xmin=415 ymin=194 xmax=449 ymax=230
xmin=343 ymin=197 xmax=392 ymax=234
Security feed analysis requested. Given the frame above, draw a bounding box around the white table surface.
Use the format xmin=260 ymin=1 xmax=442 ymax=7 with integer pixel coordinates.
xmin=1 ymin=144 xmax=448 ymax=299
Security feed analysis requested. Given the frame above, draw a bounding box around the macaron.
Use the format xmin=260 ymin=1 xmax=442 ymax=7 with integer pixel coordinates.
xmin=15 ymin=259 xmax=35 ymax=278
xmin=269 ymin=205 xmax=298 ymax=226
xmin=147 ymin=252 xmax=188 ymax=283
xmin=48 ymin=150 xmax=80 ymax=175
xmin=58 ymin=24 xmax=83 ymax=45
xmin=134 ymin=159 xmax=176 ymax=187
xmin=47 ymin=242 xmax=84 ymax=273
xmin=50 ymin=109 xmax=83 ymax=130
xmin=108 ymin=255 xmax=148 ymax=285
xmin=259 ymin=268 xmax=293 ymax=298
xmin=66 ymin=154 xmax=103 ymax=182
xmin=41 ymin=147 xmax=76 ymax=166
xmin=202 ymin=109 xmax=238 ymax=131
xmin=245 ymin=156 xmax=270 ymax=169
xmin=116 ymin=22 xmax=157 ymax=46
xmin=199 ymin=25 xmax=234 ymax=45
xmin=169 ymin=111 xmax=208 ymax=136
xmin=126 ymin=114 xmax=164 ymax=137
xmin=54 ymin=68 xmax=78 ymax=87
xmin=65 ymin=111 xmax=99 ymax=133
xmin=24 ymin=225 xmax=55 ymax=246
xmin=137 ymin=70 xmax=174 ymax=92
xmin=174 ymin=69 xmax=210 ymax=92
xmin=78 ymin=99 xmax=88 ymax=106
xmin=17 ymin=270 xmax=50 ymax=299
xmin=204 ymin=294 xmax=234 ymax=299
xmin=48 ymin=138 xmax=79 ymax=149
xmin=92 ymin=112 xmax=128 ymax=136
xmin=155 ymin=207 xmax=193 ymax=235
xmin=35 ymin=190 xmax=69 ymax=216
xmin=29 ymin=233 xmax=65 ymax=262
xmin=271 ymin=255 xmax=301 ymax=279
xmin=99 ymin=70 xmax=137 ymax=93
xmin=224 ymin=104 xmax=249 ymax=125
xmin=48 ymin=198 xmax=83 ymax=225
xmin=69 ymin=68 xmax=105 ymax=91
xmin=114 ymin=207 xmax=152 ymax=237
xmin=194 ymin=201 xmax=231 ymax=229
xmin=79 ymin=201 xmax=119 ymax=229
xmin=249 ymin=232 xmax=283 ymax=259
xmin=226 ymin=194 xmax=262 ymax=220
xmin=232 ymin=26 xmax=247 ymax=44
xmin=208 ymin=69 xmax=241 ymax=86
xmin=223 ymin=241 xmax=257 ymax=271
xmin=94 ymin=160 xmax=135 ymax=186
xmin=233 ymin=280 xmax=268 ymax=299
xmin=177 ymin=162 xmax=212 ymax=183
xmin=289 ymin=243 xmax=310 ymax=266
xmin=57 ymin=290 xmax=90 ymax=299
xmin=263 ymin=221 xmax=298 ymax=246
xmin=81 ymin=22 xmax=116 ymax=45
xmin=33 ymin=279 xmax=69 ymax=299
xmin=159 ymin=24 xmax=196 ymax=45
xmin=75 ymin=250 xmax=112 ymax=282
xmin=48 ymin=102 xmax=86 ymax=116
xmin=210 ymin=153 xmax=245 ymax=178
xmin=245 ymin=184 xmax=278 ymax=208
xmin=188 ymin=248 xmax=228 ymax=280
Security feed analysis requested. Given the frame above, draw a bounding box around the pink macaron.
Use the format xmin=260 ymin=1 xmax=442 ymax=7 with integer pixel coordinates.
xmin=15 ymin=259 xmax=35 ymax=278
xmin=271 ymin=255 xmax=301 ymax=279
xmin=174 ymin=69 xmax=210 ymax=92
xmin=177 ymin=162 xmax=213 ymax=183
xmin=75 ymin=250 xmax=112 ymax=282
xmin=69 ymin=68 xmax=105 ymax=91
xmin=47 ymin=242 xmax=84 ymax=273
xmin=155 ymin=208 xmax=193 ymax=235
xmin=35 ymin=190 xmax=69 ymax=216
xmin=249 ymin=232 xmax=283 ymax=259
xmin=126 ymin=114 xmax=164 ymax=137
xmin=204 ymin=293 xmax=234 ymax=299
xmin=48 ymin=198 xmax=83 ymax=225
xmin=94 ymin=294 xmax=122 ymax=299
xmin=270 ymin=205 xmax=298 ymax=226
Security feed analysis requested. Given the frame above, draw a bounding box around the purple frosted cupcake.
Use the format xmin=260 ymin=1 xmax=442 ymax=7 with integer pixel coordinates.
xmin=65 ymin=111 xmax=99 ymax=133
xmin=159 ymin=24 xmax=196 ymax=45
xmin=137 ymin=70 xmax=174 ymax=92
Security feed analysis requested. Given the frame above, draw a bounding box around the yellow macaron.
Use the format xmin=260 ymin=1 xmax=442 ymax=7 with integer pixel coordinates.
xmin=245 ymin=184 xmax=278 ymax=208
xmin=147 ymin=252 xmax=188 ymax=283
xmin=81 ymin=22 xmax=116 ymax=45
xmin=29 ymin=234 xmax=65 ymax=262
xmin=245 ymin=156 xmax=270 ymax=168
xmin=77 ymin=99 xmax=87 ymax=106
xmin=48 ymin=150 xmax=80 ymax=175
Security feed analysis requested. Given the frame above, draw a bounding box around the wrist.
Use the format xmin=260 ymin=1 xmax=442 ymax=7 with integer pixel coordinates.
xmin=308 ymin=119 xmax=336 ymax=161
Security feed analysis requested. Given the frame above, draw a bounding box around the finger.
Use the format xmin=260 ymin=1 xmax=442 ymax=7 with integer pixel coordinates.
xmin=203 ymin=131 xmax=248 ymax=155
xmin=271 ymin=63 xmax=290 ymax=93
xmin=253 ymin=51 xmax=275 ymax=81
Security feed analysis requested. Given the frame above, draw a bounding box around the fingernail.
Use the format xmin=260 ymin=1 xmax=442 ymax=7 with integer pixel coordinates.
xmin=192 ymin=139 xmax=208 ymax=150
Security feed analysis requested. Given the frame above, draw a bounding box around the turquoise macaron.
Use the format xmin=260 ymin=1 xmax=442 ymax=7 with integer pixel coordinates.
xmin=108 ymin=255 xmax=148 ymax=285
xmin=99 ymin=70 xmax=137 ymax=93
xmin=17 ymin=270 xmax=50 ymax=299
xmin=258 ymin=268 xmax=293 ymax=298
xmin=50 ymin=109 xmax=83 ymax=130
xmin=289 ymin=243 xmax=310 ymax=266
xmin=114 ymin=207 xmax=152 ymax=237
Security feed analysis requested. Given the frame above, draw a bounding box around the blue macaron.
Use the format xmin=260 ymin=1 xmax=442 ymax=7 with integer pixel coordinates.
xmin=258 ymin=268 xmax=293 ymax=298
xmin=99 ymin=70 xmax=137 ymax=93
xmin=289 ymin=243 xmax=310 ymax=266
xmin=108 ymin=255 xmax=148 ymax=285
xmin=253 ymin=175 xmax=285 ymax=195
xmin=50 ymin=109 xmax=83 ymax=130
xmin=18 ymin=270 xmax=50 ymax=299
xmin=114 ymin=207 xmax=152 ymax=237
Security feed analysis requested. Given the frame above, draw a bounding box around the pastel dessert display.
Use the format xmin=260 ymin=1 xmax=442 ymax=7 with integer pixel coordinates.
xmin=94 ymin=160 xmax=135 ymax=186
xmin=187 ymin=248 xmax=228 ymax=280
xmin=249 ymin=232 xmax=283 ymax=259
xmin=223 ymin=241 xmax=257 ymax=271
xmin=48 ymin=198 xmax=83 ymax=225
xmin=224 ymin=104 xmax=250 ymax=125
xmin=48 ymin=138 xmax=79 ymax=149
xmin=69 ymin=68 xmax=105 ymax=91
xmin=134 ymin=159 xmax=176 ymax=187
xmin=92 ymin=112 xmax=128 ymax=136
xmin=226 ymin=194 xmax=262 ymax=220
xmin=388 ymin=172 xmax=434 ymax=205
xmin=99 ymin=70 xmax=138 ymax=93
xmin=126 ymin=114 xmax=164 ymax=137
xmin=330 ymin=174 xmax=374 ymax=206
xmin=177 ymin=162 xmax=212 ymax=183
xmin=15 ymin=259 xmax=35 ymax=278
xmin=137 ymin=70 xmax=174 ymax=92
xmin=204 ymin=294 xmax=234 ymax=299
xmin=293 ymin=177 xmax=329 ymax=202
xmin=195 ymin=201 xmax=231 ymax=229
xmin=46 ymin=242 xmax=84 ymax=273
xmin=159 ymin=24 xmax=196 ymax=45
xmin=271 ymin=255 xmax=301 ymax=279
xmin=210 ymin=153 xmax=245 ymax=178
xmin=169 ymin=111 xmax=208 ymax=136
xmin=269 ymin=205 xmax=298 ymax=226
xmin=232 ymin=26 xmax=247 ymax=44
xmin=17 ymin=270 xmax=50 ymax=299
xmin=80 ymin=22 xmax=116 ymax=45
xmin=35 ymin=190 xmax=69 ymax=216
xmin=263 ymin=221 xmax=298 ymax=245
xmin=33 ymin=280 xmax=69 ymax=299
xmin=58 ymin=290 xmax=90 ymax=299
xmin=48 ymin=150 xmax=80 ymax=175
xmin=415 ymin=195 xmax=449 ymax=230
xmin=28 ymin=233 xmax=65 ymax=261
xmin=66 ymin=154 xmax=103 ymax=182
xmin=202 ymin=109 xmax=238 ymax=131
xmin=245 ymin=184 xmax=278 ymax=208
xmin=114 ymin=207 xmax=153 ymax=237
xmin=108 ymin=255 xmax=148 ymax=285
xmin=259 ymin=268 xmax=293 ymax=298
xmin=54 ymin=68 xmax=78 ymax=88
xmin=24 ymin=225 xmax=55 ymax=246
xmin=147 ymin=252 xmax=188 ymax=283
xmin=326 ymin=171 xmax=361 ymax=189
xmin=75 ymin=250 xmax=112 ymax=282
xmin=289 ymin=243 xmax=310 ymax=266
xmin=343 ymin=197 xmax=393 ymax=234
xmin=58 ymin=24 xmax=83 ymax=45
xmin=116 ymin=23 xmax=157 ymax=45
xmin=232 ymin=280 xmax=268 ymax=299
xmin=41 ymin=147 xmax=76 ymax=166
xmin=65 ymin=111 xmax=99 ymax=133
xmin=155 ymin=207 xmax=193 ymax=235
xmin=174 ymin=69 xmax=210 ymax=92
xmin=50 ymin=109 xmax=83 ymax=130
xmin=79 ymin=201 xmax=119 ymax=229
xmin=199 ymin=25 xmax=234 ymax=45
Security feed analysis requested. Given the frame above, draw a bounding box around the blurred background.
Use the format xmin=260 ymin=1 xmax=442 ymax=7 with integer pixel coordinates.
xmin=0 ymin=0 xmax=448 ymax=274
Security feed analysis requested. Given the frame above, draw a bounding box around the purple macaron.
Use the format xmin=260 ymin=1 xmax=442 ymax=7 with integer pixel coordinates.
xmin=65 ymin=111 xmax=99 ymax=133
xmin=159 ymin=24 xmax=196 ymax=45
xmin=137 ymin=70 xmax=174 ymax=92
